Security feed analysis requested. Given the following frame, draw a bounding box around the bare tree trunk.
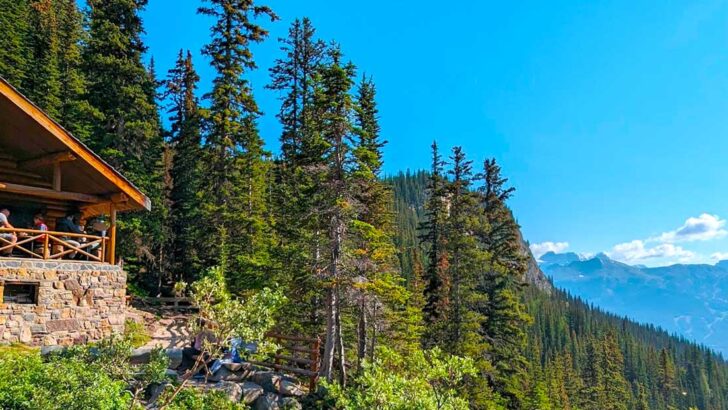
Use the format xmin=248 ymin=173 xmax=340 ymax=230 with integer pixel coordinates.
xmin=335 ymin=285 xmax=346 ymax=386
xmin=369 ymin=303 xmax=378 ymax=362
xmin=320 ymin=286 xmax=337 ymax=381
xmin=356 ymin=297 xmax=368 ymax=371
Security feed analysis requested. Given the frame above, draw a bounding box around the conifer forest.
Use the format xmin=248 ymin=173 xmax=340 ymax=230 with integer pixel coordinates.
xmin=1 ymin=1 xmax=727 ymax=409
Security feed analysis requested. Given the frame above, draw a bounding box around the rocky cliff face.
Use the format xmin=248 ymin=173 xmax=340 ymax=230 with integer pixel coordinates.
xmin=519 ymin=235 xmax=552 ymax=294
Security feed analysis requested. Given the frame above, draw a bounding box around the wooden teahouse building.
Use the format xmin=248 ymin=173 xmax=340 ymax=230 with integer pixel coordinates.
xmin=0 ymin=77 xmax=149 ymax=345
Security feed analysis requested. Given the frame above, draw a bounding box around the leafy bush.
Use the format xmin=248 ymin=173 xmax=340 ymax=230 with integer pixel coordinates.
xmin=0 ymin=348 xmax=130 ymax=410
xmin=160 ymin=388 xmax=246 ymax=410
xmin=123 ymin=318 xmax=151 ymax=348
xmin=325 ymin=346 xmax=484 ymax=410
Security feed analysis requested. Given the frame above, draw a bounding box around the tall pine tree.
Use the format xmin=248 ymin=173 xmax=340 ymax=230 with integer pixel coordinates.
xmin=165 ymin=50 xmax=203 ymax=284
xmin=198 ymin=0 xmax=278 ymax=290
xmin=83 ymin=0 xmax=166 ymax=282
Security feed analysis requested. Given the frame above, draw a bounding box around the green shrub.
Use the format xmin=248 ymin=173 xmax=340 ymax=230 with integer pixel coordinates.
xmin=161 ymin=388 xmax=246 ymax=410
xmin=123 ymin=319 xmax=151 ymax=348
xmin=0 ymin=349 xmax=130 ymax=410
xmin=325 ymin=346 xmax=484 ymax=410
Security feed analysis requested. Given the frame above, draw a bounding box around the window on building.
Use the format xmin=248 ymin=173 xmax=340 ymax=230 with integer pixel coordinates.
xmin=2 ymin=282 xmax=39 ymax=304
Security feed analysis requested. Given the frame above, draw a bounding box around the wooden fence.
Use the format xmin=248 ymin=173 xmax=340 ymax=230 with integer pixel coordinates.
xmin=0 ymin=227 xmax=107 ymax=263
xmin=253 ymin=332 xmax=321 ymax=391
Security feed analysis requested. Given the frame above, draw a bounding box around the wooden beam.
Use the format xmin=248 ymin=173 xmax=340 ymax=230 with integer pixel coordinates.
xmin=53 ymin=162 xmax=61 ymax=191
xmin=0 ymin=181 xmax=102 ymax=203
xmin=0 ymin=80 xmax=151 ymax=211
xmin=108 ymin=203 xmax=117 ymax=265
xmin=18 ymin=151 xmax=75 ymax=169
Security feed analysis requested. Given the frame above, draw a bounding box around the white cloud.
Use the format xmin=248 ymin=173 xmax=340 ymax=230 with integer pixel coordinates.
xmin=608 ymin=240 xmax=695 ymax=263
xmin=650 ymin=213 xmax=727 ymax=243
xmin=530 ymin=241 xmax=569 ymax=259
xmin=710 ymin=252 xmax=728 ymax=261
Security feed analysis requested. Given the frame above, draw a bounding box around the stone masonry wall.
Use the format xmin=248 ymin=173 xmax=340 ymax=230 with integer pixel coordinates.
xmin=0 ymin=259 xmax=126 ymax=346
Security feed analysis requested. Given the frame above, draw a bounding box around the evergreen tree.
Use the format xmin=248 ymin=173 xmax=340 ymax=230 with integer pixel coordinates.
xmin=602 ymin=332 xmax=630 ymax=409
xmin=268 ymin=17 xmax=326 ymax=163
xmin=55 ymin=0 xmax=96 ymax=141
xmin=267 ymin=17 xmax=327 ymax=333
xmin=198 ymin=0 xmax=278 ymax=290
xmin=476 ymin=158 xmax=531 ymax=408
xmin=164 ymin=50 xmax=203 ymax=284
xmin=25 ymin=0 xmax=62 ymax=118
xmin=21 ymin=0 xmax=95 ymax=140
xmin=83 ymin=0 xmax=166 ymax=282
xmin=314 ymin=45 xmax=357 ymax=384
xmin=0 ymin=0 xmax=29 ymax=87
xmin=419 ymin=142 xmax=450 ymax=348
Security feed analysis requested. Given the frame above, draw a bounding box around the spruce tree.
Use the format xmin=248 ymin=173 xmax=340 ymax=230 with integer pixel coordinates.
xmin=420 ymin=141 xmax=450 ymax=348
xmin=476 ymin=158 xmax=531 ymax=408
xmin=0 ymin=0 xmax=29 ymax=87
xmin=198 ymin=0 xmax=278 ymax=290
xmin=83 ymin=0 xmax=166 ymax=282
xmin=25 ymin=0 xmax=62 ymax=118
xmin=165 ymin=50 xmax=203 ymax=284
xmin=602 ymin=331 xmax=630 ymax=409
xmin=314 ymin=45 xmax=357 ymax=384
xmin=55 ymin=0 xmax=96 ymax=141
xmin=267 ymin=17 xmax=327 ymax=332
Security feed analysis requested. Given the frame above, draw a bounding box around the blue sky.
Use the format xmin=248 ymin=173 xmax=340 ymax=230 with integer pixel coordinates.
xmin=139 ymin=0 xmax=728 ymax=266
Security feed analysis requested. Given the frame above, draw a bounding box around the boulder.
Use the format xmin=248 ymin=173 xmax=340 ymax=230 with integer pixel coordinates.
xmin=130 ymin=347 xmax=153 ymax=364
xmin=240 ymin=381 xmax=265 ymax=404
xmin=278 ymin=397 xmax=302 ymax=410
xmin=253 ymin=393 xmax=280 ymax=410
xmin=146 ymin=382 xmax=170 ymax=405
xmin=164 ymin=369 xmax=179 ymax=383
xmin=214 ymin=381 xmax=243 ymax=402
xmin=278 ymin=379 xmax=304 ymax=397
xmin=166 ymin=348 xmax=183 ymax=370
xmin=250 ymin=371 xmax=281 ymax=392
xmin=208 ymin=365 xmax=245 ymax=382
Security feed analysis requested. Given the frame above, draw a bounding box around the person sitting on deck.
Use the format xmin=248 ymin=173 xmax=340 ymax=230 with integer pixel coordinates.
xmin=0 ymin=208 xmax=17 ymax=255
xmin=56 ymin=213 xmax=83 ymax=259
xmin=32 ymin=213 xmax=48 ymax=252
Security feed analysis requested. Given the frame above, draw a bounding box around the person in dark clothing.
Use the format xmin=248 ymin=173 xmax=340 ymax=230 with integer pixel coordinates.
xmin=56 ymin=214 xmax=82 ymax=259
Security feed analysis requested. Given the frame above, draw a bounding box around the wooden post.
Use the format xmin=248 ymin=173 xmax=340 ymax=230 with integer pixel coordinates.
xmin=108 ymin=203 xmax=117 ymax=265
xmin=310 ymin=337 xmax=321 ymax=392
xmin=52 ymin=162 xmax=61 ymax=191
xmin=43 ymin=233 xmax=49 ymax=260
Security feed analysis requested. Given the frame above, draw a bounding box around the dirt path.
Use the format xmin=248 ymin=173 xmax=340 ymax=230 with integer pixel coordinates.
xmin=127 ymin=307 xmax=192 ymax=349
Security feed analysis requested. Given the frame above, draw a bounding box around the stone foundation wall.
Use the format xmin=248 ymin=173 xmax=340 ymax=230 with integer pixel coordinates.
xmin=0 ymin=259 xmax=126 ymax=346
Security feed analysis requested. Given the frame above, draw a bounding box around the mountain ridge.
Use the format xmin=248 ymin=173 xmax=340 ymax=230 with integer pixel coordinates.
xmin=540 ymin=252 xmax=728 ymax=355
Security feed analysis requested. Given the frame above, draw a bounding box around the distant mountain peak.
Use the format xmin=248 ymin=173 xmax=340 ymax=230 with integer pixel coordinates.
xmin=539 ymin=251 xmax=583 ymax=265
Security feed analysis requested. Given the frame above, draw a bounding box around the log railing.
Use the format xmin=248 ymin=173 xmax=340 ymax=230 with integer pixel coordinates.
xmin=250 ymin=332 xmax=322 ymax=391
xmin=0 ymin=227 xmax=108 ymax=263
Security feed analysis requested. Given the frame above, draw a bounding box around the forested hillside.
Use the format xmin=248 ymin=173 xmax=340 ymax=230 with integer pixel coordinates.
xmin=1 ymin=1 xmax=728 ymax=409
xmin=390 ymin=170 xmax=728 ymax=409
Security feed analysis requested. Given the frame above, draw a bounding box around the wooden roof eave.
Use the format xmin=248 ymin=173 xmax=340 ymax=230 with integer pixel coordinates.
xmin=0 ymin=78 xmax=152 ymax=213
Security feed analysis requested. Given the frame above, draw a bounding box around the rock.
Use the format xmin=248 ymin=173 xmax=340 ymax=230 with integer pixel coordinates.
xmin=240 ymin=381 xmax=265 ymax=404
xmin=278 ymin=397 xmax=302 ymax=410
xmin=253 ymin=393 xmax=280 ymax=410
xmin=146 ymin=382 xmax=170 ymax=405
xmin=208 ymin=365 xmax=245 ymax=382
xmin=166 ymin=348 xmax=183 ymax=370
xmin=19 ymin=327 xmax=32 ymax=343
xmin=40 ymin=345 xmax=64 ymax=355
xmin=130 ymin=347 xmax=152 ymax=364
xmin=165 ymin=369 xmax=179 ymax=382
xmin=251 ymin=371 xmax=282 ymax=392
xmin=224 ymin=362 xmax=247 ymax=372
xmin=214 ymin=381 xmax=243 ymax=403
xmin=278 ymin=379 xmax=304 ymax=397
